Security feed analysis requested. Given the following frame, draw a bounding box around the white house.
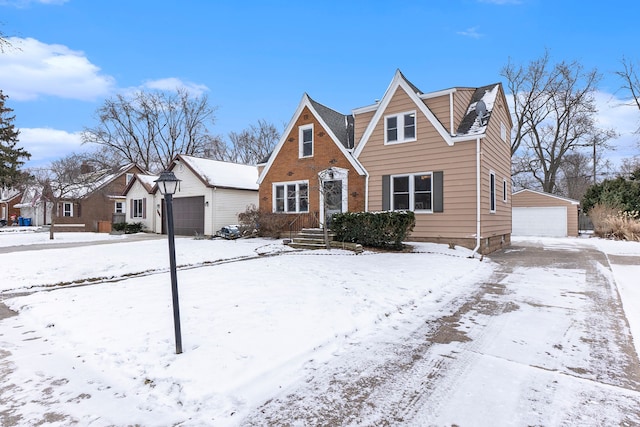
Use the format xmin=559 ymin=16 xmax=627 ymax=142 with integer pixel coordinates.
xmin=124 ymin=155 xmax=259 ymax=237
xmin=122 ymin=173 xmax=159 ymax=232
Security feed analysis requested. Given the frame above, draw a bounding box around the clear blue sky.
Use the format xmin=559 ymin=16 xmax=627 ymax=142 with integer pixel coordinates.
xmin=1 ymin=0 xmax=639 ymax=167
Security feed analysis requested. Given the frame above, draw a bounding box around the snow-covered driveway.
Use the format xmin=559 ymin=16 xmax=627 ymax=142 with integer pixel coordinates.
xmin=241 ymin=239 xmax=640 ymax=426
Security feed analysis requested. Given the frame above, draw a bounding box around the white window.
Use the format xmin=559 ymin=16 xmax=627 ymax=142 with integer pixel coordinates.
xmin=273 ymin=181 xmax=309 ymax=213
xmin=501 ymin=122 xmax=507 ymax=142
xmin=115 ymin=201 xmax=125 ymax=213
xmin=385 ymin=111 xmax=417 ymax=144
xmin=502 ymin=179 xmax=508 ymax=203
xmin=62 ymin=202 xmax=73 ymax=217
xmin=126 ymin=173 xmax=133 ymax=185
xmin=391 ymin=173 xmax=432 ymax=211
xmin=490 ymin=172 xmax=496 ymax=213
xmin=299 ymin=125 xmax=313 ymax=158
xmin=132 ymin=199 xmax=144 ymax=218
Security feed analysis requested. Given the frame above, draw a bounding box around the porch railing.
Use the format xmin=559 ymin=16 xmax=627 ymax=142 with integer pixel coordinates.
xmin=289 ymin=211 xmax=320 ymax=240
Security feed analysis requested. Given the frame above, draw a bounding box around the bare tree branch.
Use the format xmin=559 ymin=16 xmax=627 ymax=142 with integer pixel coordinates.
xmin=503 ymin=52 xmax=615 ymax=193
xmin=82 ymin=89 xmax=218 ymax=172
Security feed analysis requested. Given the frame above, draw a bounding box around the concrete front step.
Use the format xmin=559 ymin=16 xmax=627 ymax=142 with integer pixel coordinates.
xmin=288 ymin=242 xmax=329 ymax=250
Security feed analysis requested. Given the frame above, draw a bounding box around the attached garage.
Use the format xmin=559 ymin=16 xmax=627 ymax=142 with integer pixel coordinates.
xmin=171 ymin=196 xmax=205 ymax=236
xmin=512 ymin=189 xmax=580 ymax=237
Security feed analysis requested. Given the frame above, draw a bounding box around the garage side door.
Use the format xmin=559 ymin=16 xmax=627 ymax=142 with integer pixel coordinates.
xmin=172 ymin=196 xmax=204 ymax=236
xmin=512 ymin=207 xmax=567 ymax=237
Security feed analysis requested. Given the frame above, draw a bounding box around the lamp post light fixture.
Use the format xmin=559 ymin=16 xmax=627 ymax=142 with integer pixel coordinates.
xmin=155 ymin=170 xmax=183 ymax=354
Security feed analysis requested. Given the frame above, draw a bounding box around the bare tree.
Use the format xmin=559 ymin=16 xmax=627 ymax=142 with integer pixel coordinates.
xmin=82 ymin=88 xmax=218 ymax=172
xmin=616 ymin=57 xmax=640 ymax=135
xmin=0 ymin=28 xmax=12 ymax=53
xmin=227 ymin=119 xmax=279 ymax=165
xmin=618 ymin=157 xmax=640 ymax=179
xmin=32 ymin=154 xmax=104 ymax=239
xmin=502 ymin=52 xmax=615 ymax=193
xmin=556 ymin=152 xmax=600 ymax=200
xmin=617 ymin=57 xmax=640 ymax=112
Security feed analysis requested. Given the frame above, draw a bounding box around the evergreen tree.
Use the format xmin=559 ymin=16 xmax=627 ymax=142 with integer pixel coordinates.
xmin=0 ymin=90 xmax=31 ymax=187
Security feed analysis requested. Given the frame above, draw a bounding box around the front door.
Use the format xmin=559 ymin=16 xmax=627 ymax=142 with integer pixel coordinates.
xmin=323 ymin=180 xmax=342 ymax=227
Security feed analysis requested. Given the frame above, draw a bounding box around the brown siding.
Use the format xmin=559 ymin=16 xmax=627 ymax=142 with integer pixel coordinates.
xmin=356 ymin=83 xmax=512 ymax=254
xmin=453 ymin=89 xmax=474 ymax=130
xmin=479 ymin=90 xmax=512 ymax=243
xmin=353 ymin=109 xmax=375 ymax=148
xmin=422 ymin=94 xmax=451 ymax=133
xmin=259 ymin=106 xmax=366 ymax=216
xmin=357 ymin=86 xmax=479 ymax=241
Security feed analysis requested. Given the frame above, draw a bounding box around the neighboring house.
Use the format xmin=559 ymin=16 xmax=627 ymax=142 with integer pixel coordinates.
xmin=53 ymin=164 xmax=143 ymax=232
xmin=1 ymin=188 xmax=23 ymax=225
xmin=512 ymin=189 xmax=580 ymax=237
xmin=121 ymin=173 xmax=159 ymax=232
xmin=13 ymin=186 xmax=53 ymax=226
xmin=148 ymin=154 xmax=259 ymax=236
xmin=257 ymin=93 xmax=367 ymax=229
xmin=258 ymin=70 xmax=513 ymax=254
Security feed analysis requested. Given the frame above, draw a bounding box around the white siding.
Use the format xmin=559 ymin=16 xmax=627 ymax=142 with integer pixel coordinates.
xmin=125 ymin=181 xmax=157 ymax=232
xmin=171 ymin=159 xmax=259 ymax=235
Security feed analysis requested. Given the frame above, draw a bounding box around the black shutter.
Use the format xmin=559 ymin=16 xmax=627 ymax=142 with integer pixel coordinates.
xmin=382 ymin=175 xmax=390 ymax=211
xmin=433 ymin=171 xmax=444 ymax=213
xmin=76 ymin=203 xmax=81 ymax=217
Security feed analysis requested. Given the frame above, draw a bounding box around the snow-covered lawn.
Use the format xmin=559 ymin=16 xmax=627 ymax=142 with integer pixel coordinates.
xmin=0 ymin=232 xmax=639 ymax=426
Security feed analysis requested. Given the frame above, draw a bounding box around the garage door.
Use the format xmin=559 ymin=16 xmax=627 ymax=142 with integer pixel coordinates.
xmin=512 ymin=207 xmax=567 ymax=237
xmin=170 ymin=196 xmax=204 ymax=236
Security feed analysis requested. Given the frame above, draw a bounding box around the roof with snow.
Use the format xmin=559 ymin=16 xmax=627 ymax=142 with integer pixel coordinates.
xmin=176 ymin=155 xmax=259 ymax=191
xmin=456 ymin=84 xmax=500 ymax=136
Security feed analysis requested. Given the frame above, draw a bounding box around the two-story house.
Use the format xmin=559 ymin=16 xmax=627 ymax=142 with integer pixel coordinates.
xmin=258 ymin=70 xmax=512 ymax=254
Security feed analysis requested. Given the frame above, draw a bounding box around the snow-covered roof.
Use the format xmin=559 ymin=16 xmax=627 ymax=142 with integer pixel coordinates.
xmin=0 ymin=187 xmax=21 ymax=202
xmin=456 ymin=84 xmax=500 ymax=136
xmin=177 ymin=155 xmax=258 ymax=190
xmin=59 ymin=163 xmax=138 ymax=199
xmin=137 ymin=174 xmax=159 ymax=193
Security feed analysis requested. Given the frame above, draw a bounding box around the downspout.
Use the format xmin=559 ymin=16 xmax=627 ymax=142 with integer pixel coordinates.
xmin=364 ymin=171 xmax=370 ymax=212
xmin=471 ymin=137 xmax=482 ymax=258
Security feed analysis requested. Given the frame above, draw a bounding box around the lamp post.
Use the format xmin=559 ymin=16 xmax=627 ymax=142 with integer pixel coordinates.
xmin=155 ymin=170 xmax=183 ymax=354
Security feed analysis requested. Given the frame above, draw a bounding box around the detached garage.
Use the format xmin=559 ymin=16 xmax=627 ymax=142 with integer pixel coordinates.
xmin=512 ymin=189 xmax=580 ymax=237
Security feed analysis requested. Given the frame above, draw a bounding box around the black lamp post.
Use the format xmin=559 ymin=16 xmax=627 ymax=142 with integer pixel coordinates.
xmin=155 ymin=170 xmax=183 ymax=354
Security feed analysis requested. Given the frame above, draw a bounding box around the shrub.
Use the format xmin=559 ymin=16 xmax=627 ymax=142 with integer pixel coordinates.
xmin=112 ymin=222 xmax=127 ymax=232
xmin=113 ymin=222 xmax=144 ymax=234
xmin=331 ymin=211 xmax=415 ymax=250
xmin=238 ymin=204 xmax=290 ymax=238
xmin=582 ymin=176 xmax=640 ymax=214
xmin=589 ymin=203 xmax=640 ymax=241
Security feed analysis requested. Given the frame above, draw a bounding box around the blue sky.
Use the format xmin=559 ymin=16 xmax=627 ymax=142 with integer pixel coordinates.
xmin=1 ymin=0 xmax=639 ymax=168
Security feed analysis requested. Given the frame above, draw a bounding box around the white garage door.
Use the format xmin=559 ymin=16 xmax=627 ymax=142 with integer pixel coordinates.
xmin=512 ymin=207 xmax=567 ymax=237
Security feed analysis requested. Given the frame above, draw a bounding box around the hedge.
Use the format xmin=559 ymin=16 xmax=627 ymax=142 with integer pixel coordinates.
xmin=331 ymin=211 xmax=415 ymax=250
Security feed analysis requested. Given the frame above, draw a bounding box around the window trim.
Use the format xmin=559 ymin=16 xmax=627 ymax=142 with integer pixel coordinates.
xmin=502 ymin=179 xmax=508 ymax=203
xmin=390 ymin=172 xmax=433 ymax=213
xmin=132 ymin=198 xmax=144 ymax=219
xmin=272 ymin=180 xmax=310 ymax=213
xmin=384 ymin=111 xmax=417 ymax=145
xmin=299 ymin=124 xmax=314 ymax=158
xmin=500 ymin=122 xmax=507 ymax=143
xmin=489 ymin=171 xmax=496 ymax=213
xmin=62 ymin=202 xmax=73 ymax=217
